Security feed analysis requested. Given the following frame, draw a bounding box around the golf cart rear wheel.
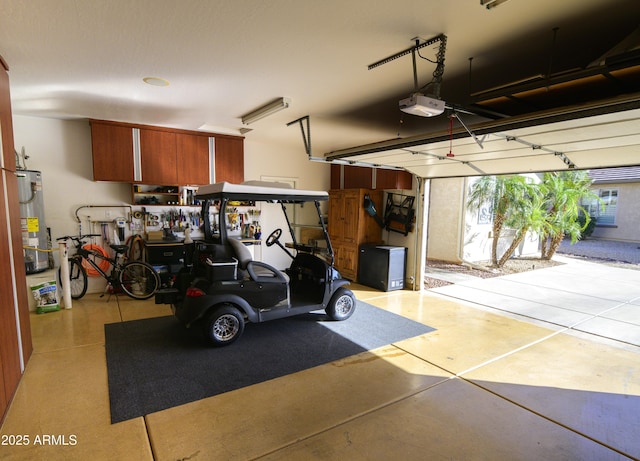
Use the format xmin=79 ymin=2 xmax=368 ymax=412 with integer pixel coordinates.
xmin=203 ymin=305 xmax=245 ymax=346
xmin=325 ymin=288 xmax=356 ymax=321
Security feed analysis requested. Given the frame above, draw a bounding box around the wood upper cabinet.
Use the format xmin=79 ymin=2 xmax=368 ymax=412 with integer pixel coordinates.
xmin=343 ymin=165 xmax=373 ymax=189
xmin=91 ymin=121 xmax=135 ymax=181
xmin=142 ymin=129 xmax=212 ymax=185
xmin=176 ymin=133 xmax=210 ymax=185
xmin=140 ymin=129 xmax=178 ymax=184
xmin=215 ymin=136 xmax=244 ymax=184
xmin=91 ymin=120 xmax=244 ymax=186
xmin=376 ymin=168 xmax=413 ymax=190
xmin=330 ymin=164 xmax=412 ymax=190
xmin=330 ymin=164 xmax=341 ymax=189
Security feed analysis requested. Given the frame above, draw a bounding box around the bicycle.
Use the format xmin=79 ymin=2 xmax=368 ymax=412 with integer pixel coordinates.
xmin=57 ymin=234 xmax=160 ymax=300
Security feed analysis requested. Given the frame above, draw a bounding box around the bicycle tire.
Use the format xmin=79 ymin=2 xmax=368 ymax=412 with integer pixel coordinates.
xmin=118 ymin=261 xmax=160 ymax=300
xmin=58 ymin=258 xmax=88 ymax=299
xmin=126 ymin=234 xmax=145 ymax=261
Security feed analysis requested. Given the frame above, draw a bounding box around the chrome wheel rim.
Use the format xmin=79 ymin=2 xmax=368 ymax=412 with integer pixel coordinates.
xmin=335 ymin=294 xmax=354 ymax=316
xmin=213 ymin=314 xmax=240 ymax=341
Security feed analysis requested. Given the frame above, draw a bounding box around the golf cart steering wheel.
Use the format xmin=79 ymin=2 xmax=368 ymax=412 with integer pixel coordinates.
xmin=266 ymin=228 xmax=282 ymax=247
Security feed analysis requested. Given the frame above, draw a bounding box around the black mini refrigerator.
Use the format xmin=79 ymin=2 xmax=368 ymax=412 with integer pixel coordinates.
xmin=358 ymin=245 xmax=406 ymax=291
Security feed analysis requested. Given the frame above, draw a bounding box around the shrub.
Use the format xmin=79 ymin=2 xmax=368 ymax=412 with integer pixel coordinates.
xmin=577 ymin=214 xmax=597 ymax=239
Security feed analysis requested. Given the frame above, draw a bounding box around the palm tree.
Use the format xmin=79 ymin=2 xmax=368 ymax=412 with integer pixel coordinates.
xmin=497 ymin=181 xmax=549 ymax=267
xmin=540 ymin=170 xmax=598 ymax=260
xmin=467 ymin=175 xmax=538 ymax=267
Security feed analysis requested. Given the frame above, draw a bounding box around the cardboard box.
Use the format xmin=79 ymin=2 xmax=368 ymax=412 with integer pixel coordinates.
xmin=146 ymin=230 xmax=164 ymax=241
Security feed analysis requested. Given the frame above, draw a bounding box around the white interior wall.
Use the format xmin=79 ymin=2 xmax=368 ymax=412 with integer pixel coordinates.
xmin=13 ymin=116 xmax=133 ymax=295
xmin=242 ymin=135 xmax=331 ymax=270
xmin=380 ymin=185 xmax=419 ymax=289
xmin=13 ymin=114 xmax=131 ymax=292
xmin=13 ymin=116 xmax=131 ymax=265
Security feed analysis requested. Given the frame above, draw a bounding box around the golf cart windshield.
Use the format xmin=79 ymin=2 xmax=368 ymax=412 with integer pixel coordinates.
xmin=198 ymin=181 xmax=332 ymax=262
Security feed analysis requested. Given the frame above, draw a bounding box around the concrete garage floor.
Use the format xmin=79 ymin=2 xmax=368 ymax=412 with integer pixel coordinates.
xmin=1 ymin=261 xmax=639 ymax=460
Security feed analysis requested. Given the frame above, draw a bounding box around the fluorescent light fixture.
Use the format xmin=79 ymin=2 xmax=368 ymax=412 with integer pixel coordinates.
xmin=241 ymin=97 xmax=290 ymax=125
xmin=197 ymin=124 xmax=246 ymax=136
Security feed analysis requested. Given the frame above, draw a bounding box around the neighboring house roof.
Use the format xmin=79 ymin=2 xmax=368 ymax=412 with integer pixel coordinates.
xmin=588 ymin=166 xmax=640 ymax=184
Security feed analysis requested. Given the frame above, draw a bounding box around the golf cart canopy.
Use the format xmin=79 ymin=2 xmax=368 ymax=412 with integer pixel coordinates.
xmin=197 ymin=181 xmax=328 ymax=203
xmin=198 ymin=182 xmax=332 ymax=260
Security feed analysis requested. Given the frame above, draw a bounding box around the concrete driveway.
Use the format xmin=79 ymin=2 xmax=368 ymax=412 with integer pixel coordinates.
xmin=557 ymin=238 xmax=640 ymax=264
xmin=428 ymin=255 xmax=640 ymax=351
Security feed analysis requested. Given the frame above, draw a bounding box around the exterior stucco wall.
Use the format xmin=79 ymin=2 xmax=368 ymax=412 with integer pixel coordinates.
xmin=590 ymin=182 xmax=640 ymax=243
xmin=426 ymin=177 xmax=465 ymax=263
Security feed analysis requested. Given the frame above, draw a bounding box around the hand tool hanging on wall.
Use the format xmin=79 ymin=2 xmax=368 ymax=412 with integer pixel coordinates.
xmin=363 ymin=194 xmax=385 ymax=228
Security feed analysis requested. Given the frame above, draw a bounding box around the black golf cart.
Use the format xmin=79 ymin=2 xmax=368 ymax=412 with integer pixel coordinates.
xmin=156 ymin=181 xmax=356 ymax=346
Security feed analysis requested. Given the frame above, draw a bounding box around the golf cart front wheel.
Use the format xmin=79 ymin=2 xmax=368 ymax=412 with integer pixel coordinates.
xmin=326 ymin=288 xmax=356 ymax=321
xmin=203 ymin=305 xmax=245 ymax=346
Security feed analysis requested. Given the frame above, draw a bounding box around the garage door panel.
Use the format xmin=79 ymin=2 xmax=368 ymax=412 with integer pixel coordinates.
xmin=327 ymin=105 xmax=640 ymax=178
xmin=569 ymin=146 xmax=640 ymax=169
xmin=548 ymin=134 xmax=640 ymax=153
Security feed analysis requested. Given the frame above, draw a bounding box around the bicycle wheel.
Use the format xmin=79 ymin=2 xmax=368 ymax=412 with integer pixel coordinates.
xmin=58 ymin=258 xmax=88 ymax=299
xmin=119 ymin=261 xmax=160 ymax=300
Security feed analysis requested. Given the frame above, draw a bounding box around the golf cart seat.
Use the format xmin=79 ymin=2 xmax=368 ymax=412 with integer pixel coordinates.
xmin=228 ymin=238 xmax=289 ymax=283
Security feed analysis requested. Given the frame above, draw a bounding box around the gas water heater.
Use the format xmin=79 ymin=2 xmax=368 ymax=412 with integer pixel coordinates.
xmin=17 ymin=170 xmax=49 ymax=274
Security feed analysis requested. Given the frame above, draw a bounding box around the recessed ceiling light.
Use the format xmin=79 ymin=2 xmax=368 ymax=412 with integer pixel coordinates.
xmin=143 ymin=77 xmax=170 ymax=87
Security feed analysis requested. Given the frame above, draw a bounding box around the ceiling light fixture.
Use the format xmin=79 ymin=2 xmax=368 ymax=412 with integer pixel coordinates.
xmin=143 ymin=77 xmax=170 ymax=87
xmin=241 ymin=97 xmax=291 ymax=125
xmin=480 ymin=0 xmax=511 ymax=9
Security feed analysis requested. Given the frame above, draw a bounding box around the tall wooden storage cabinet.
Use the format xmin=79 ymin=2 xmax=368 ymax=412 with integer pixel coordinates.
xmin=0 ymin=55 xmax=33 ymax=423
xmin=328 ymin=189 xmax=383 ymax=280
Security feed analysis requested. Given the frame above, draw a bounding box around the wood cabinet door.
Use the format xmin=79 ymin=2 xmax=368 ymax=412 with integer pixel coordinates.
xmin=328 ymin=190 xmax=345 ymax=242
xmin=1 ymin=63 xmax=33 ymax=422
xmin=0 ymin=173 xmax=18 ymax=417
xmin=342 ymin=192 xmax=359 ymax=244
xmin=396 ymin=170 xmax=413 ymax=190
xmin=91 ymin=122 xmax=134 ymax=181
xmin=339 ymin=245 xmax=358 ymax=280
xmin=176 ymin=133 xmax=210 ymax=185
xmin=140 ymin=129 xmax=177 ymax=184
xmin=333 ymin=244 xmax=357 ymax=280
xmin=343 ymin=165 xmax=372 ymax=189
xmin=330 ymin=164 xmax=341 ymax=189
xmin=376 ymin=168 xmax=413 ymax=190
xmin=215 ymin=137 xmax=244 ymax=183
